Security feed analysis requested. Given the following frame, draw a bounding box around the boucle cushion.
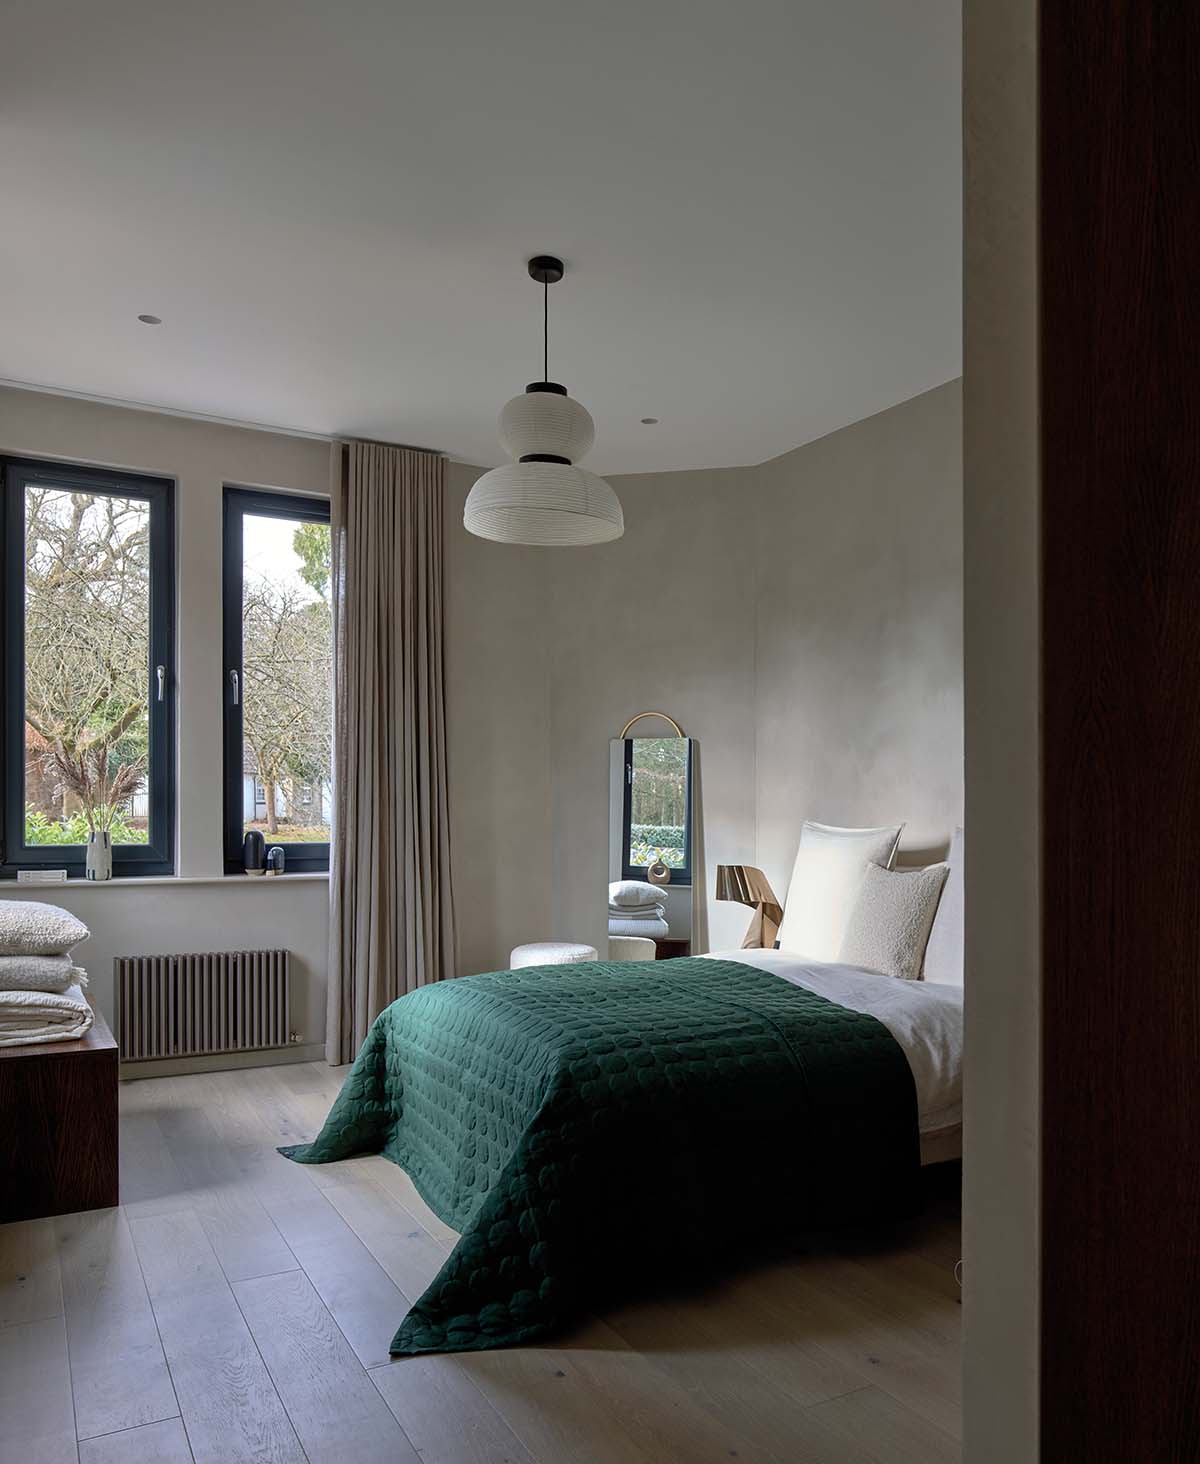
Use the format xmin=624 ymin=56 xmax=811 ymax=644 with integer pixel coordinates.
xmin=608 ymin=880 xmax=665 ymax=909
xmin=510 ymin=942 xmax=598 ymax=968
xmin=0 ymin=954 xmax=89 ymax=994
xmin=0 ymin=901 xmax=90 ymax=957
xmin=922 ymin=827 xmax=964 ymax=984
xmin=839 ymin=862 xmax=950 ymax=981
xmin=776 ymin=821 xmax=903 ymax=962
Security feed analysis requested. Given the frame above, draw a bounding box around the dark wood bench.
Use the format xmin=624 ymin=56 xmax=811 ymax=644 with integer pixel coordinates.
xmin=0 ymin=995 xmax=119 ymax=1222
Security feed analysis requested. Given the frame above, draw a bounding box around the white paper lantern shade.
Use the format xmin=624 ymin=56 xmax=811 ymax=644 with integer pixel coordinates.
xmin=499 ymin=389 xmax=595 ymax=463
xmin=465 ymin=254 xmax=624 ymax=547
xmin=464 ymin=462 xmax=624 ymax=546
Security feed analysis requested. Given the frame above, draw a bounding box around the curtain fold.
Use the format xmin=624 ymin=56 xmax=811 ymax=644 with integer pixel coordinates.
xmin=326 ymin=440 xmax=456 ymax=1064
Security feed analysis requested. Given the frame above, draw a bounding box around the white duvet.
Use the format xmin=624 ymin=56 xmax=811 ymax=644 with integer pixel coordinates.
xmin=703 ymin=949 xmax=963 ymax=1137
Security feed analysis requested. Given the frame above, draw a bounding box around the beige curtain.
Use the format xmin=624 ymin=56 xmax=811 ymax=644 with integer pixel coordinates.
xmin=326 ymin=440 xmax=457 ymax=1064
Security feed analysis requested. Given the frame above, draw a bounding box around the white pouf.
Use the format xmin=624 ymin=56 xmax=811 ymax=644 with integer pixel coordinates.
xmin=510 ymin=941 xmax=598 ymax=969
xmin=607 ymin=936 xmax=656 ymax=962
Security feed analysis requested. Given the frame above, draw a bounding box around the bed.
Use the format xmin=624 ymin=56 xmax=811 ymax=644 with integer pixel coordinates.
xmin=703 ymin=948 xmax=963 ymax=1166
xmin=283 ymin=947 xmax=961 ymax=1357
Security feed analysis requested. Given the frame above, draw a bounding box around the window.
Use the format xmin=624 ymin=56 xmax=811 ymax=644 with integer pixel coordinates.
xmin=1 ymin=457 xmax=175 ymax=877
xmin=223 ymin=488 xmax=332 ymax=874
xmin=621 ymin=736 xmax=692 ymax=884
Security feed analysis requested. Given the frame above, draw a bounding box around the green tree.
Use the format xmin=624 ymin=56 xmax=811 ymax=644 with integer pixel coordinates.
xmin=293 ymin=522 xmax=332 ymax=599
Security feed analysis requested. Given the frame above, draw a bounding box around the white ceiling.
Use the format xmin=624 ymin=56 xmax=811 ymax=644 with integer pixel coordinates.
xmin=2 ymin=1 xmax=961 ymax=475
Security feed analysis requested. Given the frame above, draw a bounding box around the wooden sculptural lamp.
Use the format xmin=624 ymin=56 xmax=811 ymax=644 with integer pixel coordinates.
xmin=715 ymin=865 xmax=783 ymax=949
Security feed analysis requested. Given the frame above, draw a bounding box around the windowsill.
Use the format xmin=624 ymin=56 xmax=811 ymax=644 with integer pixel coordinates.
xmin=0 ymin=872 xmax=330 ymax=889
xmin=622 ymin=881 xmax=692 ymax=890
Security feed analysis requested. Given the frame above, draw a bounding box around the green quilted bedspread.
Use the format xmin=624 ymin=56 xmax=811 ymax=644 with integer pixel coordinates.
xmin=281 ymin=958 xmax=919 ymax=1356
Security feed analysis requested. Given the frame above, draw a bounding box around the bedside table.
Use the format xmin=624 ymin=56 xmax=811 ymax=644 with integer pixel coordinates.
xmin=653 ymin=938 xmax=691 ymax=960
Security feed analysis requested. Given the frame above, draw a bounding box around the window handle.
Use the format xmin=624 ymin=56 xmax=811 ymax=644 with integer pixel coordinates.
xmin=229 ymin=668 xmax=240 ymax=706
xmin=156 ymin=665 xmax=166 ymax=702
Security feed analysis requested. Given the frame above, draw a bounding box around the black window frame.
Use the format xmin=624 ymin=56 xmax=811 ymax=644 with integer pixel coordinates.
xmin=1 ymin=456 xmax=176 ymax=878
xmin=222 ymin=486 xmax=332 ymax=875
xmin=620 ymin=736 xmax=693 ymax=885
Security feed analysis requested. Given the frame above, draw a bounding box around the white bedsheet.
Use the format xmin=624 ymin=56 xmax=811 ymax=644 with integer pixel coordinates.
xmin=702 ymin=949 xmax=962 ymax=1136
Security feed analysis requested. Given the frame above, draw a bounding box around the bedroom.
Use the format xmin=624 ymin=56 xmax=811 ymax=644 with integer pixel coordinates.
xmin=2 ymin=3 xmax=1196 ymax=1463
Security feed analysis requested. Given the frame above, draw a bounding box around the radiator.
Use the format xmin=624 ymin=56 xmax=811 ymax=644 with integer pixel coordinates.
xmin=115 ymin=949 xmax=290 ymax=1062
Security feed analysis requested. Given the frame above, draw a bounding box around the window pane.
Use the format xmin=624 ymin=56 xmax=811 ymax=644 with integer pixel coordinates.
xmin=241 ymin=513 xmax=332 ymax=843
xmin=627 ymin=738 xmax=689 ymax=869
xmin=23 ymin=486 xmax=151 ymax=846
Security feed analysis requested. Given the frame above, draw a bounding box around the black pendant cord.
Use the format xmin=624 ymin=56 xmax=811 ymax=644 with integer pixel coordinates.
xmin=525 ymin=255 xmax=565 ymax=393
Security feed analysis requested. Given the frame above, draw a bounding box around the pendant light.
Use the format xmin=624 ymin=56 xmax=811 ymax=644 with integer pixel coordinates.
xmin=464 ymin=256 xmax=623 ymax=546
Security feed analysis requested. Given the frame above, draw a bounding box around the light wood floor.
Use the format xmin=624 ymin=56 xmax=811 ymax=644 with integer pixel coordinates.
xmin=0 ymin=1062 xmax=961 ymax=1464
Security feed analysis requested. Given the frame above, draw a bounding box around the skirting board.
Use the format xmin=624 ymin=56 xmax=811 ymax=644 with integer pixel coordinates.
xmin=119 ymin=1041 xmax=326 ymax=1081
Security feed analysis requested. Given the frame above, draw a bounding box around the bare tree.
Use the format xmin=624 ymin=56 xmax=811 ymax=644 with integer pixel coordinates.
xmin=242 ymin=581 xmax=332 ymax=835
xmin=23 ymin=489 xmax=151 ymax=830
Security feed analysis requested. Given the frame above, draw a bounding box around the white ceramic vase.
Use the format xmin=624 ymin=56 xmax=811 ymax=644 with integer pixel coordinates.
xmin=85 ymin=830 xmax=113 ymax=881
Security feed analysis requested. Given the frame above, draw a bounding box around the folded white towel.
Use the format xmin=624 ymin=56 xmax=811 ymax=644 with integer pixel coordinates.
xmin=0 ymin=983 xmax=93 ymax=1046
xmin=0 ymin=900 xmax=90 ymax=957
xmin=608 ymin=880 xmax=666 ymax=909
xmin=607 ymin=904 xmax=666 ymax=921
xmin=608 ymin=915 xmax=670 ymax=939
xmin=0 ymin=954 xmax=89 ymax=995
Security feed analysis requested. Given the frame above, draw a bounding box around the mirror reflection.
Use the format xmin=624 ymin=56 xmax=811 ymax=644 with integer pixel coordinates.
xmin=608 ymin=736 xmax=693 ymax=960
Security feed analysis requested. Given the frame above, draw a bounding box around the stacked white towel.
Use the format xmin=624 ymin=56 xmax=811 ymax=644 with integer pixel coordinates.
xmin=0 ymin=901 xmax=93 ymax=1045
xmin=607 ymin=880 xmax=667 ymax=920
xmin=607 ymin=902 xmax=666 ymax=921
xmin=607 ymin=879 xmax=668 ymax=936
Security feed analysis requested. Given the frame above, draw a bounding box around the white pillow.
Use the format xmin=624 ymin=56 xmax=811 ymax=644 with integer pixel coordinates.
xmin=839 ymin=862 xmax=949 ymax=981
xmin=608 ymin=880 xmax=664 ymax=908
xmin=0 ymin=900 xmax=90 ymax=957
xmin=776 ymin=821 xmax=903 ymax=962
xmin=922 ymin=826 xmax=964 ymax=984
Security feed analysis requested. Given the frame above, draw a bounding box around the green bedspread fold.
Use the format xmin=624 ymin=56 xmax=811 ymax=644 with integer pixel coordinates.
xmin=281 ymin=958 xmax=919 ymax=1355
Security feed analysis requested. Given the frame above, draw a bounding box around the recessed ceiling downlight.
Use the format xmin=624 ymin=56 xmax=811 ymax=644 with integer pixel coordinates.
xmin=463 ymin=256 xmax=624 ymax=547
xmin=137 ymin=314 xmax=162 ymax=325
xmin=640 ymin=417 xmax=659 ymax=425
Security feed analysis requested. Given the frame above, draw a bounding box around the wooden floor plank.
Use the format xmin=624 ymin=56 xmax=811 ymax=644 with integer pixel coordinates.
xmin=870 ymin=1349 xmax=963 ymax=1441
xmin=372 ymin=1354 xmax=537 ymax=1464
xmin=456 ymin=1315 xmax=827 ymax=1464
xmin=128 ymin=1210 xmax=304 ymax=1464
xmin=0 ymin=1215 xmax=63 ymax=1328
xmin=233 ymin=1267 xmax=420 ymax=1463
xmin=323 ymin=1171 xmax=451 ymax=1302
xmin=253 ymin=1172 xmax=411 ymax=1367
xmin=153 ymin=1107 xmax=297 ymax=1283
xmin=602 ymin=1273 xmax=864 ymax=1409
xmin=0 ymin=1314 xmax=77 ymax=1464
xmin=78 ymin=1417 xmax=193 ymax=1464
xmin=809 ymin=1384 xmax=960 ymax=1464
xmin=601 ymin=1296 xmax=865 ymax=1459
xmin=452 ymin=1336 xmax=656 ymax=1464
xmin=354 ymin=1152 xmax=462 ymax=1250
xmin=56 ymin=1208 xmax=178 ymax=1440
xmin=118 ymin=1112 xmax=192 ymax=1221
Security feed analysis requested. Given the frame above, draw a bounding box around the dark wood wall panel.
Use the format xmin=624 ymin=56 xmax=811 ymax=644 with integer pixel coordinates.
xmin=1041 ymin=1 xmax=1200 ymax=1458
